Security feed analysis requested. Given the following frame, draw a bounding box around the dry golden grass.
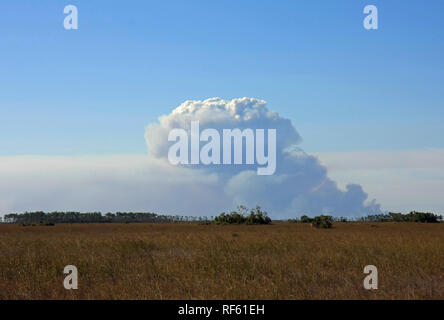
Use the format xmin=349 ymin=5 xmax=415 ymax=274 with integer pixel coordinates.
xmin=0 ymin=222 xmax=442 ymax=300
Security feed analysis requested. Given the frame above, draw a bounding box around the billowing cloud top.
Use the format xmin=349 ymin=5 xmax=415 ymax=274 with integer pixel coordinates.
xmin=145 ymin=97 xmax=301 ymax=160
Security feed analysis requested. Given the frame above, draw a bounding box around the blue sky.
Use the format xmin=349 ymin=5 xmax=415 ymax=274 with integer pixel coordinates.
xmin=1 ymin=0 xmax=443 ymax=155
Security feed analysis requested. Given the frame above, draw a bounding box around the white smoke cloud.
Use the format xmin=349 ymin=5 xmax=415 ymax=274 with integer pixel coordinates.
xmin=144 ymin=97 xmax=381 ymax=217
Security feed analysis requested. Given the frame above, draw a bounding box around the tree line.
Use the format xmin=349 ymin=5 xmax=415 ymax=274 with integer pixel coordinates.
xmin=2 ymin=209 xmax=442 ymax=225
xmin=289 ymin=211 xmax=442 ymax=224
xmin=2 ymin=211 xmax=214 ymax=225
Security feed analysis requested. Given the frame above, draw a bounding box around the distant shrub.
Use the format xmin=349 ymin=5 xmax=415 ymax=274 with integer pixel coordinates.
xmin=311 ymin=215 xmax=333 ymax=229
xmin=40 ymin=221 xmax=55 ymax=226
xmin=245 ymin=206 xmax=272 ymax=225
xmin=215 ymin=212 xmax=245 ymax=225
xmin=214 ymin=205 xmax=271 ymax=225
xmin=300 ymin=215 xmax=313 ymax=223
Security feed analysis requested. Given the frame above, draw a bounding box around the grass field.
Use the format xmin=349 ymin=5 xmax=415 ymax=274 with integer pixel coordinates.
xmin=0 ymin=222 xmax=442 ymax=299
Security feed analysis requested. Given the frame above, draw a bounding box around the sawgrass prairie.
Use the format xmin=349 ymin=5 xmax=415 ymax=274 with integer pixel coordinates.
xmin=0 ymin=222 xmax=442 ymax=299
